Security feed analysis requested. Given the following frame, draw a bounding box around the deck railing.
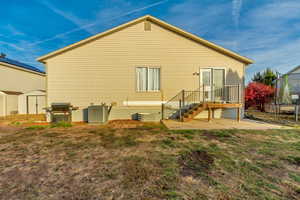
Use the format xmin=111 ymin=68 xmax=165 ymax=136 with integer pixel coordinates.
xmin=162 ymin=84 xmax=241 ymax=120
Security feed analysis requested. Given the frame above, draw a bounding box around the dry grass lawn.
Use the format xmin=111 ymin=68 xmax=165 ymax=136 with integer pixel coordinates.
xmin=0 ymin=121 xmax=300 ymax=200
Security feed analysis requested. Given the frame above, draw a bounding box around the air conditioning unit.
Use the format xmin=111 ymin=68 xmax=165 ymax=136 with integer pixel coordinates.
xmin=88 ymin=105 xmax=109 ymax=124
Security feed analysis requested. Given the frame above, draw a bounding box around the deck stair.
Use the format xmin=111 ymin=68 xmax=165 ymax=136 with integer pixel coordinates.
xmin=162 ymin=85 xmax=242 ymax=122
xmin=182 ymin=103 xmax=206 ymax=122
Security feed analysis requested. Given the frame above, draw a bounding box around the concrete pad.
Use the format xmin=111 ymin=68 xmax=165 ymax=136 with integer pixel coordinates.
xmin=162 ymin=119 xmax=290 ymax=130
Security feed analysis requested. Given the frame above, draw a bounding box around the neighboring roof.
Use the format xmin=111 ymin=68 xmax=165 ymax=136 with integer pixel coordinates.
xmin=37 ymin=15 xmax=254 ymax=65
xmin=285 ymin=65 xmax=300 ymax=75
xmin=0 ymin=90 xmax=23 ymax=95
xmin=0 ymin=57 xmax=45 ymax=74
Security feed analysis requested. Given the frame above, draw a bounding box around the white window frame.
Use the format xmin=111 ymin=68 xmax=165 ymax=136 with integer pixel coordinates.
xmin=136 ymin=67 xmax=161 ymax=92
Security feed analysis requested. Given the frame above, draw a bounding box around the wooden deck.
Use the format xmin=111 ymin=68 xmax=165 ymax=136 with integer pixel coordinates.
xmin=206 ymin=103 xmax=242 ymax=122
xmin=182 ymin=102 xmax=242 ymax=122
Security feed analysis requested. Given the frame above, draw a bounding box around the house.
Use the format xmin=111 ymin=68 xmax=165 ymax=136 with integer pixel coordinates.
xmin=276 ymin=65 xmax=300 ymax=105
xmin=37 ymin=15 xmax=253 ymax=122
xmin=0 ymin=54 xmax=46 ymax=116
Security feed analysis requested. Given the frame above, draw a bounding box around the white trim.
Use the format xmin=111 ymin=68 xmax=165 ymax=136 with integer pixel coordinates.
xmin=123 ymin=101 xmax=166 ymax=106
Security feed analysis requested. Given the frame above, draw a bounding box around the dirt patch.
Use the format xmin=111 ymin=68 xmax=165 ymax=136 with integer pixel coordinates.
xmin=107 ymin=119 xmax=145 ymax=129
xmin=0 ymin=114 xmax=46 ymax=122
xmin=178 ymin=150 xmax=214 ymax=177
xmin=202 ymin=131 xmax=220 ymax=140
xmin=0 ymin=125 xmax=22 ymax=138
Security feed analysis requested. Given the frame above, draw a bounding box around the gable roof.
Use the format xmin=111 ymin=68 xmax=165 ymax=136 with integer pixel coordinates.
xmin=0 ymin=57 xmax=45 ymax=74
xmin=285 ymin=65 xmax=300 ymax=75
xmin=37 ymin=15 xmax=254 ymax=65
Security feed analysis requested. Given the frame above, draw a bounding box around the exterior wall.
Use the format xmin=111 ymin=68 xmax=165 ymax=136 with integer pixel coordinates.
xmin=18 ymin=90 xmax=46 ymax=114
xmin=6 ymin=95 xmax=19 ymax=115
xmin=45 ymin=21 xmax=245 ymax=122
xmin=0 ymin=63 xmax=45 ymax=93
xmin=0 ymin=94 xmax=4 ymax=117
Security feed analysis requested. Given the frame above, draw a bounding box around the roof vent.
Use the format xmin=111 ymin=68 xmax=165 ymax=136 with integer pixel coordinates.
xmin=144 ymin=20 xmax=151 ymax=31
xmin=0 ymin=53 xmax=6 ymax=58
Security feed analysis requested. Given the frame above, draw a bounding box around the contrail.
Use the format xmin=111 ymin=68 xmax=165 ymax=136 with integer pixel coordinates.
xmin=30 ymin=0 xmax=169 ymax=47
xmin=232 ymin=0 xmax=243 ymax=29
xmin=39 ymin=0 xmax=96 ymax=34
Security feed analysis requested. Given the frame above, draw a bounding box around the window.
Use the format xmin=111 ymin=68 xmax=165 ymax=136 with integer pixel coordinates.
xmin=136 ymin=67 xmax=160 ymax=91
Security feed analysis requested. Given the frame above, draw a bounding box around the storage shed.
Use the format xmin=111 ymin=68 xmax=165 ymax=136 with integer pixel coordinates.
xmin=18 ymin=90 xmax=46 ymax=114
xmin=0 ymin=91 xmax=23 ymax=117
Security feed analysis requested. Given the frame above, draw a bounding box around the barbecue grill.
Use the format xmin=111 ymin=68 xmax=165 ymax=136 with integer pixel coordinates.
xmin=45 ymin=103 xmax=78 ymax=123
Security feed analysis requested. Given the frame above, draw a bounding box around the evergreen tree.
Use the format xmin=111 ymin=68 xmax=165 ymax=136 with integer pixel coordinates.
xmin=262 ymin=68 xmax=277 ymax=86
xmin=252 ymin=72 xmax=263 ymax=83
xmin=251 ymin=68 xmax=277 ymax=86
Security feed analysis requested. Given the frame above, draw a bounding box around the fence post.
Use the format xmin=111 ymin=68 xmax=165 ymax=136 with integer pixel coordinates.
xmin=295 ymin=105 xmax=299 ymax=122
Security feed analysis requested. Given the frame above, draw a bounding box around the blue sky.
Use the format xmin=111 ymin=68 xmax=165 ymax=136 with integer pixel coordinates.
xmin=1 ymin=0 xmax=300 ymax=82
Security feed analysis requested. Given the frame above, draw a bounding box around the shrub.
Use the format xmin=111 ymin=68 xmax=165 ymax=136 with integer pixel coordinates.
xmin=245 ymin=82 xmax=275 ymax=111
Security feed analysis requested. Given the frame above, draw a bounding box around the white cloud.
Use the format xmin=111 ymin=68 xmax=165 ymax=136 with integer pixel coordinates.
xmin=238 ymin=0 xmax=300 ymax=81
xmin=168 ymin=0 xmax=231 ymax=36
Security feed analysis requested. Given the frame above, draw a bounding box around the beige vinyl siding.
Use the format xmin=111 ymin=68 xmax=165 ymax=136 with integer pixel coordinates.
xmin=0 ymin=63 xmax=45 ymax=93
xmin=0 ymin=94 xmax=4 ymax=116
xmin=45 ymin=20 xmax=245 ymax=121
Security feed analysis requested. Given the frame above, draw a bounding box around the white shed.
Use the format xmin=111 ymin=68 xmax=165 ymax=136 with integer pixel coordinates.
xmin=0 ymin=91 xmax=23 ymax=117
xmin=18 ymin=90 xmax=46 ymax=114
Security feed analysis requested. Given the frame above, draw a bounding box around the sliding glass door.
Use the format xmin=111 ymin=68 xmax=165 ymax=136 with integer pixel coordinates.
xmin=200 ymin=68 xmax=225 ymax=102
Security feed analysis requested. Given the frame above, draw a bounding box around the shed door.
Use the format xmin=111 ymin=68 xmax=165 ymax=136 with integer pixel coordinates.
xmin=37 ymin=96 xmax=46 ymax=114
xmin=27 ymin=96 xmax=37 ymax=114
xmin=27 ymin=96 xmax=46 ymax=114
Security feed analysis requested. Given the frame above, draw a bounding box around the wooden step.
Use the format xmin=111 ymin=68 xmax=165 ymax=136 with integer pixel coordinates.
xmin=182 ymin=104 xmax=205 ymax=121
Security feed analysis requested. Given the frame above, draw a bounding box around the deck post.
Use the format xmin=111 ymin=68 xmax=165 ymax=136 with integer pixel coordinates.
xmin=179 ymin=100 xmax=182 ymax=122
xmin=182 ymin=90 xmax=185 ymax=107
xmin=208 ymin=108 xmax=211 ymax=122
xmin=237 ymin=107 xmax=240 ymax=122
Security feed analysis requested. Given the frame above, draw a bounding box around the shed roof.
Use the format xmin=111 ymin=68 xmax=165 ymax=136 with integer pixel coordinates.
xmin=37 ymin=15 xmax=254 ymax=65
xmin=0 ymin=90 xmax=23 ymax=95
xmin=0 ymin=57 xmax=45 ymax=74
